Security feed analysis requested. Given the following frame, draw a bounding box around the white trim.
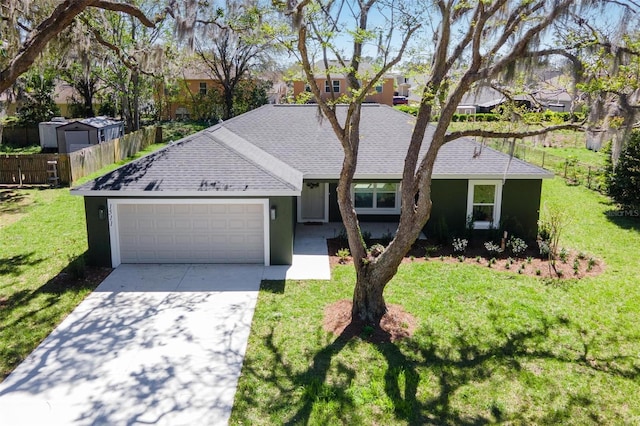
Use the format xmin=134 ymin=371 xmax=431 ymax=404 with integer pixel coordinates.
xmin=352 ymin=182 xmax=401 ymax=215
xmin=466 ymin=180 xmax=503 ymax=230
xmin=107 ymin=198 xmax=270 ymax=268
xmin=297 ymin=182 xmax=329 ymax=222
xmin=72 ymin=189 xmax=299 ymax=197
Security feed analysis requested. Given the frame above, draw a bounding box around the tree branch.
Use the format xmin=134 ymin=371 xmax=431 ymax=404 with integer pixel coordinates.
xmin=0 ymin=0 xmax=158 ymax=93
xmin=444 ymin=123 xmax=583 ymax=143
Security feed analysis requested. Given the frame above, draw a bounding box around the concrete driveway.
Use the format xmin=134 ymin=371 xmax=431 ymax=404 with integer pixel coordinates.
xmin=0 ymin=264 xmax=262 ymax=426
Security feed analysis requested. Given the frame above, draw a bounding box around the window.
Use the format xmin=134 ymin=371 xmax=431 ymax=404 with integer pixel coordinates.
xmin=199 ymin=82 xmax=207 ymax=95
xmin=467 ymin=181 xmax=502 ymax=229
xmin=353 ymin=183 xmax=400 ymax=213
xmin=325 ymin=80 xmax=341 ymax=93
xmin=375 ymin=84 xmax=383 ymax=93
xmin=304 ymin=84 xmax=311 ymax=92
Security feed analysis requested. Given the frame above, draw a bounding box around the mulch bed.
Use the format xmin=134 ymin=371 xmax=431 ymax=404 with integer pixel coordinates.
xmin=323 ymin=299 xmax=417 ymax=343
xmin=327 ymin=238 xmax=604 ymax=279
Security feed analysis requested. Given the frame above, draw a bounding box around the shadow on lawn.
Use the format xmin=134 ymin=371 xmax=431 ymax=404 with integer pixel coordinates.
xmin=0 ymin=254 xmax=110 ymax=379
xmin=0 ymin=252 xmax=43 ymax=278
xmin=601 ymin=201 xmax=640 ymax=232
xmin=237 ymin=314 xmax=640 ymax=424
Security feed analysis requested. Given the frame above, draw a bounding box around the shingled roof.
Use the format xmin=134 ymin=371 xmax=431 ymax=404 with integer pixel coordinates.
xmin=72 ymin=129 xmax=302 ymax=196
xmin=220 ymin=104 xmax=552 ymax=179
xmin=73 ymin=104 xmax=551 ymax=196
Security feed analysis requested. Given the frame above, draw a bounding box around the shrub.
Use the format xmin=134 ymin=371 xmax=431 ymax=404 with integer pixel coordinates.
xmin=337 ymin=248 xmax=350 ymax=264
xmin=484 ymin=241 xmax=503 ymax=256
xmin=607 ymin=130 xmax=640 ymax=207
xmin=537 ymin=203 xmax=567 ymax=259
xmin=452 ymin=237 xmax=468 ymax=253
xmin=559 ymin=247 xmax=569 ymax=263
xmin=507 ymin=236 xmax=528 ymax=256
xmin=425 ymin=245 xmax=440 ymax=257
xmin=361 ymin=231 xmax=372 ymax=248
xmin=380 ymin=231 xmax=394 ymax=246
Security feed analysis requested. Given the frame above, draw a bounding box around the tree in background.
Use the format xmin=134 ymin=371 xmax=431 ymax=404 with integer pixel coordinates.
xmin=14 ymin=67 xmax=60 ymax=124
xmin=0 ymin=0 xmax=162 ymax=94
xmin=607 ymin=131 xmax=640 ymax=207
xmin=195 ymin=1 xmax=276 ymax=119
xmin=556 ymin=11 xmax=640 ymax=161
xmin=283 ymin=0 xmax=634 ymax=326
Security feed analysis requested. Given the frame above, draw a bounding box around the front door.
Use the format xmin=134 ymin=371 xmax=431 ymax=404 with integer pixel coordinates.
xmin=299 ymin=182 xmax=327 ymax=222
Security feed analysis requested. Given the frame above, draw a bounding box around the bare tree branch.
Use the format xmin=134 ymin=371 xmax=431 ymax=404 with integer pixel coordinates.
xmin=444 ymin=123 xmax=584 ymax=143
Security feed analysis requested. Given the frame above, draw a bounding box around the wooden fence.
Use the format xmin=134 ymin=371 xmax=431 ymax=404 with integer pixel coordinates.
xmin=1 ymin=126 xmax=40 ymax=147
xmin=0 ymin=126 xmax=159 ymax=186
xmin=0 ymin=154 xmax=71 ymax=185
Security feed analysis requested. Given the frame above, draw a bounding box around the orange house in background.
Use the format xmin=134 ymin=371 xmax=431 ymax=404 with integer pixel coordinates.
xmin=155 ymin=66 xmax=221 ymax=121
xmin=290 ymin=61 xmax=395 ymax=105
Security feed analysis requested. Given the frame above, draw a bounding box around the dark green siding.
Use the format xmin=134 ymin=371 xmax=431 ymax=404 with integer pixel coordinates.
xmin=84 ymin=197 xmax=112 ymax=267
xmin=424 ymin=180 xmax=469 ymax=237
xmin=326 ymin=179 xmax=542 ymax=241
xmin=268 ymin=197 xmax=295 ymax=265
xmin=501 ymin=179 xmax=542 ymax=240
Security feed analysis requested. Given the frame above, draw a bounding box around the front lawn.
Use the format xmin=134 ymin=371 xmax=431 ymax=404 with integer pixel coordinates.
xmin=231 ymin=178 xmax=640 ymax=425
xmin=0 ymin=142 xmax=167 ymax=380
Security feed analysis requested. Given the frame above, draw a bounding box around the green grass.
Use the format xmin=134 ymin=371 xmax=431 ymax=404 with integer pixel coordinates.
xmin=543 ymin=146 xmax=606 ymax=166
xmin=231 ymin=177 xmax=640 ymax=425
xmin=160 ymin=121 xmax=208 ymax=142
xmin=0 ymin=144 xmax=42 ymax=154
xmin=0 ymin=142 xmax=168 ymax=380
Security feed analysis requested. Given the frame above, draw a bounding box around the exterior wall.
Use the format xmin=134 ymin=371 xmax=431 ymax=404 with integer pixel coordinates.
xmin=424 ymin=180 xmax=469 ymax=237
xmin=83 ymin=195 xmax=295 ymax=266
xmin=160 ymin=78 xmax=226 ymax=120
xmin=326 ymin=179 xmax=541 ymax=241
xmin=84 ymin=197 xmax=112 ymax=267
xmin=268 ymin=196 xmax=295 ymax=265
xmin=500 ymin=179 xmax=542 ymax=240
xmin=292 ymin=77 xmax=395 ymax=106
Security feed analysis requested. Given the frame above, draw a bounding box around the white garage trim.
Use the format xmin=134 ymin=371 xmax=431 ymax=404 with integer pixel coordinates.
xmin=107 ymin=198 xmax=270 ymax=267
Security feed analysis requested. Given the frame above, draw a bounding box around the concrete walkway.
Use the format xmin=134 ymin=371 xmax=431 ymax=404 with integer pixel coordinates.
xmin=263 ymin=222 xmax=410 ymax=281
xmin=0 ymin=264 xmax=262 ymax=426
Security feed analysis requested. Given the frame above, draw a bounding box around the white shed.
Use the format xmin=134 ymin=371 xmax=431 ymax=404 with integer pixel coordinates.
xmin=38 ymin=117 xmax=68 ymax=150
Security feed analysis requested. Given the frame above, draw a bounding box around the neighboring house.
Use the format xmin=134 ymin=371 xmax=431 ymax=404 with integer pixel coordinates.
xmin=457 ymin=87 xmax=533 ymax=114
xmin=72 ymin=104 xmax=552 ymax=267
xmin=57 ymin=117 xmax=124 ymax=153
xmin=157 ymin=66 xmax=216 ymax=120
xmin=290 ymin=61 xmax=395 ymax=105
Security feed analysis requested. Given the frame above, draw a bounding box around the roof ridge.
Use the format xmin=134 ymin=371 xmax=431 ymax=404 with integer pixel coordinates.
xmin=205 ymin=127 xmax=303 ymax=191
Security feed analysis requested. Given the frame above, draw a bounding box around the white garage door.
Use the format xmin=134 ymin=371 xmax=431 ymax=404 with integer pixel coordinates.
xmin=113 ymin=201 xmax=267 ymax=264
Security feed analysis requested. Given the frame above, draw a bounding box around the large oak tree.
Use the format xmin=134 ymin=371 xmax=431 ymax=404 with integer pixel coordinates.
xmin=284 ymin=0 xmax=634 ymax=325
xmin=0 ymin=0 xmax=161 ymax=94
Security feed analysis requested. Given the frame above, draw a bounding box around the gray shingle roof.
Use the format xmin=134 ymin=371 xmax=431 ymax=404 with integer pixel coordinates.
xmin=72 ymin=130 xmax=302 ymax=196
xmin=220 ymin=104 xmax=552 ymax=179
xmin=74 ymin=104 xmax=551 ymax=195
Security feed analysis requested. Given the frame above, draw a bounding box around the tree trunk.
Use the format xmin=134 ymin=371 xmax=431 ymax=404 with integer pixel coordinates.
xmin=224 ymin=87 xmax=234 ymax=120
xmin=351 ymin=267 xmax=387 ymax=324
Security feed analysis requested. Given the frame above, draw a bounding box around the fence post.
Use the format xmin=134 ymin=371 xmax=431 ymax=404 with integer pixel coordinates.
xmin=18 ymin=163 xmax=22 ymax=187
xmin=542 ymin=151 xmax=545 ymax=168
xmin=587 ymin=166 xmax=591 ymax=189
